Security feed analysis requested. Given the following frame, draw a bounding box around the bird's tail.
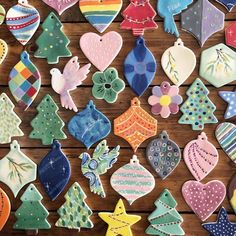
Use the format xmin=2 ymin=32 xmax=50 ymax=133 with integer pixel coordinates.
xmin=164 ymin=15 xmax=179 ymax=37
xmin=60 ymin=91 xmax=78 ymax=112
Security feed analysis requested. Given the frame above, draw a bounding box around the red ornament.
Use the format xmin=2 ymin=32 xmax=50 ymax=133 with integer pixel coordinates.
xmin=225 ymin=22 xmax=236 ymax=49
xmin=120 ymin=0 xmax=158 ymax=36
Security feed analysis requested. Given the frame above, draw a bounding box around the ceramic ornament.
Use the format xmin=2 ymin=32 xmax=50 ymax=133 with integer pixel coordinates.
xmin=146 ymin=131 xmax=181 ymax=180
xmin=124 ymin=36 xmax=156 ymax=97
xmin=110 ymin=155 xmax=155 ymax=205
xmin=51 ymin=56 xmax=91 ymax=112
xmin=183 ymin=132 xmax=219 ymax=181
xmin=79 ymin=140 xmax=120 ymax=198
xmin=34 ymin=12 xmax=72 ymax=64
xmin=161 ymin=39 xmax=196 ymax=86
xmin=120 ymin=0 xmax=157 ymax=36
xmin=216 ymin=0 xmax=236 ymax=11
xmin=56 ymin=182 xmax=94 ymax=230
xmin=80 ymin=0 xmax=122 ymax=33
xmin=0 ymin=188 xmax=11 ymax=231
xmin=148 ymin=81 xmax=183 ymax=118
xmin=99 ymin=199 xmax=141 ymax=236
xmin=179 ymin=78 xmax=218 ymax=130
xmin=0 ymin=39 xmax=8 ymax=65
xmin=14 ymin=184 xmax=51 ymax=231
xmin=0 ymin=140 xmax=37 ymax=197
xmin=29 ymin=94 xmax=67 ymax=145
xmin=182 ymin=180 xmax=226 ymax=221
xmin=114 ymin=97 xmax=157 ymax=152
xmin=219 ymin=89 xmax=236 ymax=119
xmin=146 ymin=189 xmax=185 ymax=236
xmin=226 ymin=22 xmax=236 ymax=49
xmin=92 ymin=68 xmax=125 ymax=103
xmin=80 ymin=31 xmax=123 ymax=72
xmin=157 ymin=0 xmax=193 ymax=37
xmin=43 ymin=0 xmax=79 ymax=15
xmin=181 ymin=0 xmax=225 ymax=47
xmin=202 ymin=207 xmax=236 ymax=236
xmin=68 ymin=100 xmax=111 ymax=149
xmin=9 ymin=51 xmax=41 ymax=111
xmin=39 ymin=140 xmax=71 ymax=201
xmin=200 ymin=44 xmax=236 ymax=87
xmin=6 ymin=0 xmax=40 ymax=45
xmin=228 ymin=173 xmax=236 ymax=214
xmin=215 ymin=122 xmax=236 ymax=163
xmin=0 ymin=5 xmax=5 ymax=25
xmin=0 ymin=93 xmax=24 ymax=144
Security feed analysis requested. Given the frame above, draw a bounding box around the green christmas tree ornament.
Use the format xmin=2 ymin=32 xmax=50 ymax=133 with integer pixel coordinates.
xmin=0 ymin=93 xmax=23 ymax=144
xmin=146 ymin=189 xmax=185 ymax=236
xmin=14 ymin=183 xmax=51 ymax=232
xmin=29 ymin=94 xmax=67 ymax=145
xmin=178 ymin=78 xmax=218 ymax=130
xmin=55 ymin=182 xmax=94 ymax=230
xmin=34 ymin=12 xmax=71 ymax=64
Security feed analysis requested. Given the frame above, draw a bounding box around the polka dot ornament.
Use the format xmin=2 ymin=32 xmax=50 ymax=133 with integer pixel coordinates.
xmin=0 ymin=39 xmax=8 ymax=65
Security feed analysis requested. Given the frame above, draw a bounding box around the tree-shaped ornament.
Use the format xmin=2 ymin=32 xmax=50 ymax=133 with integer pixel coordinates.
xmin=178 ymin=78 xmax=218 ymax=130
xmin=29 ymin=94 xmax=67 ymax=145
xmin=120 ymin=0 xmax=158 ymax=36
xmin=14 ymin=184 xmax=51 ymax=233
xmin=56 ymin=182 xmax=94 ymax=230
xmin=0 ymin=188 xmax=11 ymax=231
xmin=34 ymin=12 xmax=72 ymax=64
xmin=9 ymin=51 xmax=41 ymax=110
xmin=0 ymin=93 xmax=23 ymax=144
xmin=146 ymin=189 xmax=185 ymax=236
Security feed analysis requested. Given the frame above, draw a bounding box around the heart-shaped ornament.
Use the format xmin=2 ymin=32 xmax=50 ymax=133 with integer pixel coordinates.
xmin=182 ymin=180 xmax=226 ymax=221
xmin=80 ymin=31 xmax=123 ymax=72
xmin=216 ymin=122 xmax=236 ymax=163
xmin=184 ymin=132 xmax=219 ymax=181
xmin=80 ymin=0 xmax=122 ymax=33
xmin=0 ymin=39 xmax=8 ymax=65
xmin=0 ymin=188 xmax=11 ymax=231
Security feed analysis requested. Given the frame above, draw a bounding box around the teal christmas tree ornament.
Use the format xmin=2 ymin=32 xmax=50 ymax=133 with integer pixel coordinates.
xmin=68 ymin=100 xmax=111 ymax=149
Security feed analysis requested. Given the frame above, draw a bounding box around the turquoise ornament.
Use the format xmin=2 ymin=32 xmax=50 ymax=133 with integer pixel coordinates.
xmin=124 ymin=36 xmax=156 ymax=97
xmin=68 ymin=100 xmax=111 ymax=149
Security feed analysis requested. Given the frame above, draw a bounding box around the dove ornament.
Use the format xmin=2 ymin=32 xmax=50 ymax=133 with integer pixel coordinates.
xmin=79 ymin=140 xmax=120 ymax=198
xmin=51 ymin=57 xmax=91 ymax=112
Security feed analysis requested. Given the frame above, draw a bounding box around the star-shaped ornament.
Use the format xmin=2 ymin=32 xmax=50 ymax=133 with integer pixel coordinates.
xmin=219 ymin=89 xmax=236 ymax=119
xmin=99 ymin=199 xmax=141 ymax=236
xmin=202 ymin=207 xmax=236 ymax=236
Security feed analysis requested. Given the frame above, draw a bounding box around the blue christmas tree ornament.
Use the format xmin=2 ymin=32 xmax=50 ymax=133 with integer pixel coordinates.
xmin=38 ymin=140 xmax=71 ymax=201
xmin=124 ymin=36 xmax=157 ymax=97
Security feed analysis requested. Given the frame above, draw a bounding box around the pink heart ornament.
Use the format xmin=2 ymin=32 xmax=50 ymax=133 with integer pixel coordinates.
xmin=80 ymin=31 xmax=123 ymax=72
xmin=182 ymin=180 xmax=226 ymax=221
xmin=43 ymin=0 xmax=79 ymax=15
xmin=183 ymin=132 xmax=219 ymax=181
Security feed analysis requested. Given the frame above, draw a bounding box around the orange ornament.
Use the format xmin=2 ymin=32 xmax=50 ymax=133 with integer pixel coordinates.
xmin=114 ymin=97 xmax=157 ymax=152
xmin=0 ymin=188 xmax=11 ymax=231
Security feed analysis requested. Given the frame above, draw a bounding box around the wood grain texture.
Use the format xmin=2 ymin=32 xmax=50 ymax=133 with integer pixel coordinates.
xmin=0 ymin=0 xmax=236 ymax=235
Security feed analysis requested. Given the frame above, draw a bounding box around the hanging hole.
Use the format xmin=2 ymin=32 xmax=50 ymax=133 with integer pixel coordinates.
xmin=100 ymin=39 xmax=102 ymax=42
xmin=14 ymin=146 xmax=17 ymax=149
xmin=51 ymin=15 xmax=54 ymax=19
xmin=111 ymin=70 xmax=114 ymax=74
xmin=31 ymin=188 xmax=33 ymax=191
xmin=163 ymin=136 xmax=166 ymax=139
xmin=165 ymin=193 xmax=168 ymax=197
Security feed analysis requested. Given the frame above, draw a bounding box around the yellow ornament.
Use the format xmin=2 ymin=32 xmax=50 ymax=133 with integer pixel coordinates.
xmin=99 ymin=199 xmax=141 ymax=236
xmin=0 ymin=39 xmax=7 ymax=65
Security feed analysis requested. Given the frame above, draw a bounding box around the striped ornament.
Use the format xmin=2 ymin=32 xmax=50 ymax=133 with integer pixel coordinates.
xmin=79 ymin=0 xmax=122 ymax=33
xmin=6 ymin=0 xmax=40 ymax=45
xmin=110 ymin=155 xmax=155 ymax=205
xmin=216 ymin=122 xmax=236 ymax=163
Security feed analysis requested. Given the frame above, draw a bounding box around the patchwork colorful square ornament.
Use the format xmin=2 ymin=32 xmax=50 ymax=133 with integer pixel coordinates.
xmin=228 ymin=173 xmax=236 ymax=214
xmin=110 ymin=155 xmax=155 ymax=205
xmin=99 ymin=199 xmax=141 ymax=236
xmin=114 ymin=97 xmax=157 ymax=152
xmin=0 ymin=140 xmax=37 ymax=197
xmin=0 ymin=39 xmax=8 ymax=65
xmin=9 ymin=51 xmax=41 ymax=111
xmin=225 ymin=22 xmax=236 ymax=49
xmin=0 ymin=5 xmax=5 ymax=25
xmin=0 ymin=188 xmax=11 ymax=231
xmin=146 ymin=131 xmax=181 ymax=180
xmin=178 ymin=78 xmax=218 ymax=130
xmin=79 ymin=140 xmax=120 ymax=198
xmin=6 ymin=0 xmax=40 ymax=45
xmin=216 ymin=0 xmax=236 ymax=11
xmin=161 ymin=39 xmax=196 ymax=86
xmin=200 ymin=44 xmax=236 ymax=87
xmin=181 ymin=0 xmax=225 ymax=47
xmin=157 ymin=0 xmax=193 ymax=37
xmin=51 ymin=56 xmax=91 ymax=112
xmin=39 ymin=140 xmax=71 ymax=201
xmin=219 ymin=89 xmax=236 ymax=119
xmin=68 ymin=100 xmax=111 ymax=149
xmin=183 ymin=132 xmax=219 ymax=181
xmin=80 ymin=0 xmax=122 ymax=33
xmin=124 ymin=36 xmax=156 ymax=97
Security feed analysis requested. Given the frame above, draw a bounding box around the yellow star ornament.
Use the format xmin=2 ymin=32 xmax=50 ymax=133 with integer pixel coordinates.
xmin=99 ymin=199 xmax=141 ymax=236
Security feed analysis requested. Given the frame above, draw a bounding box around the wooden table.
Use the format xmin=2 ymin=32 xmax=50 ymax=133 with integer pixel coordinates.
xmin=0 ymin=1 xmax=236 ymax=235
